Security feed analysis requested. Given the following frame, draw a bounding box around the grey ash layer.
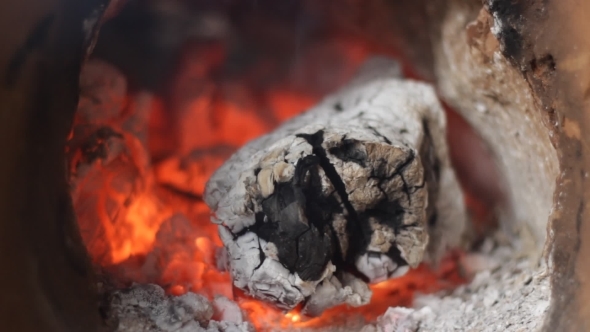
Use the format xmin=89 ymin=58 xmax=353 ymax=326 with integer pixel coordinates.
xmin=204 ymin=58 xmax=467 ymax=315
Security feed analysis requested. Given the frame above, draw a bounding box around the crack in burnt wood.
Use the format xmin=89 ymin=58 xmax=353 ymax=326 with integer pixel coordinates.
xmin=254 ymin=153 xmax=337 ymax=281
xmin=366 ymin=125 xmax=393 ymax=144
xmin=297 ymin=131 xmax=369 ymax=272
xmin=420 ymin=120 xmax=441 ymax=228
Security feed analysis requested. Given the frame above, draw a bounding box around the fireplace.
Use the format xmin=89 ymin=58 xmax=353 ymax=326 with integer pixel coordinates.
xmin=1 ymin=0 xmax=589 ymax=331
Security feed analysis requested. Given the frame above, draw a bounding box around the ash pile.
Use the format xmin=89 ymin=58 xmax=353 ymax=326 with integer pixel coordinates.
xmin=103 ymin=240 xmax=550 ymax=332
xmin=205 ymin=58 xmax=468 ymax=316
xmin=105 ymin=283 xmax=254 ymax=332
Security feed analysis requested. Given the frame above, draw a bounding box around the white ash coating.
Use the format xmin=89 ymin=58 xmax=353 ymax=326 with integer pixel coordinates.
xmin=107 ymin=284 xmax=254 ymax=332
xmin=212 ymin=296 xmax=246 ymax=323
xmin=409 ymin=245 xmax=550 ymax=332
xmin=205 ymin=59 xmax=466 ymax=313
xmin=355 ymin=253 xmax=410 ymax=283
xmin=108 ymin=284 xmax=212 ymax=332
xmin=302 ymin=272 xmax=372 ymax=317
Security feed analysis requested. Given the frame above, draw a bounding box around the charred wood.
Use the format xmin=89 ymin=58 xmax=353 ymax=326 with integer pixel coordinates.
xmin=205 ymin=59 xmax=467 ymax=314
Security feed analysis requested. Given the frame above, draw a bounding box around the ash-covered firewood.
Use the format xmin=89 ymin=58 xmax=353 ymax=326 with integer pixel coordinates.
xmin=205 ymin=58 xmax=467 ymax=314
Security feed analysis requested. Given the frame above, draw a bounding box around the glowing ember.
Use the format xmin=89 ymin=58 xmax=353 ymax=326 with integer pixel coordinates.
xmin=234 ymin=253 xmax=464 ymax=331
xmin=70 ymin=33 xmax=469 ymax=331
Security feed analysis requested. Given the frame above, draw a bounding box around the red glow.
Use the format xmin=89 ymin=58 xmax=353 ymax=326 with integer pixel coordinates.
xmin=70 ymin=32 xmax=477 ymax=330
xmin=239 ymin=253 xmax=464 ymax=330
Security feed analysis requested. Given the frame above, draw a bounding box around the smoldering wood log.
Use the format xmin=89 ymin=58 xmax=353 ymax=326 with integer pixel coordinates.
xmin=205 ymin=58 xmax=467 ymax=313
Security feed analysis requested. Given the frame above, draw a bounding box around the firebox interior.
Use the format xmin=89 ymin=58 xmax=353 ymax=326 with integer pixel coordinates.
xmin=66 ymin=0 xmax=552 ymax=331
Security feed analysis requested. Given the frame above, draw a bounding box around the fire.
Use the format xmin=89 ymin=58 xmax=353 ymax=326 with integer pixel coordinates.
xmin=237 ymin=253 xmax=464 ymax=331
xmin=70 ymin=32 xmax=470 ymax=331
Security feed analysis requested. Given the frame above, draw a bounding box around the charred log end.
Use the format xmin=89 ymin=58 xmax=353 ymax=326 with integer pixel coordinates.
xmin=206 ymin=67 xmax=466 ymax=315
